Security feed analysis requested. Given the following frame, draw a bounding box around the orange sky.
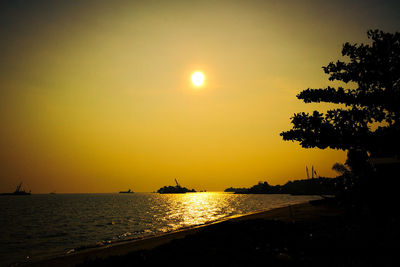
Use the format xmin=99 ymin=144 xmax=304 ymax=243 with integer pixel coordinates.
xmin=1 ymin=0 xmax=399 ymax=193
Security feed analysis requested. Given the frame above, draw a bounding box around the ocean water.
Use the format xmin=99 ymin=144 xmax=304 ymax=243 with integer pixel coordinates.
xmin=0 ymin=193 xmax=320 ymax=266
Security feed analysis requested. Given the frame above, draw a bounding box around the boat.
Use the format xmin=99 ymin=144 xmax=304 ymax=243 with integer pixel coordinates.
xmin=157 ymin=178 xmax=196 ymax=194
xmin=0 ymin=182 xmax=31 ymax=196
xmin=119 ymin=189 xmax=134 ymax=194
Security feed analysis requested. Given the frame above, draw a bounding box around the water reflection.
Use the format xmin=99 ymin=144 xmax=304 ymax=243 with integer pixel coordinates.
xmin=165 ymin=192 xmax=230 ymax=228
xmin=150 ymin=192 xmax=315 ymax=231
xmin=0 ymin=193 xmax=320 ymax=265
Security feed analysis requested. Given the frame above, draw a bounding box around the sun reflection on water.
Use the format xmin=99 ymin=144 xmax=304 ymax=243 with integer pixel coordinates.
xmin=162 ymin=192 xmax=235 ymax=230
xmin=124 ymin=192 xmax=321 ymax=235
xmin=0 ymin=193 xmax=321 ymax=265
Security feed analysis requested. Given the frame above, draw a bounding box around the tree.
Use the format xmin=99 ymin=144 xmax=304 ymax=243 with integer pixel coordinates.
xmin=332 ymin=163 xmax=349 ymax=175
xmin=280 ymin=30 xmax=400 ymax=158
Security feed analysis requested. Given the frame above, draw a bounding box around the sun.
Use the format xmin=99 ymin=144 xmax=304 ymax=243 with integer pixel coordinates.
xmin=191 ymin=71 xmax=205 ymax=87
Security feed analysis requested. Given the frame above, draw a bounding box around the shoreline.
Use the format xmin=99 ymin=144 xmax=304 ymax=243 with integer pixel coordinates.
xmin=25 ymin=200 xmax=342 ymax=267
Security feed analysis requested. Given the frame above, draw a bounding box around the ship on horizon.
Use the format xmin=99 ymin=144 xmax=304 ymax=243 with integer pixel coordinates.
xmin=119 ymin=189 xmax=134 ymax=194
xmin=0 ymin=182 xmax=31 ymax=196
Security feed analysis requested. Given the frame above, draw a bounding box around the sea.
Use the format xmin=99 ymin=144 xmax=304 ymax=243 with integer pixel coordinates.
xmin=0 ymin=192 xmax=320 ymax=266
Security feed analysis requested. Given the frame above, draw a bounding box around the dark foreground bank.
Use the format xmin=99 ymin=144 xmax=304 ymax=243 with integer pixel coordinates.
xmin=26 ymin=200 xmax=399 ymax=267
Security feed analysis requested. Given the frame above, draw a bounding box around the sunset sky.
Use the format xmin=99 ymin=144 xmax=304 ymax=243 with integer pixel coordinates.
xmin=1 ymin=0 xmax=399 ymax=193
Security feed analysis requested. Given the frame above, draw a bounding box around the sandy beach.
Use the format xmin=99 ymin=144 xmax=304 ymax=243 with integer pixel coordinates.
xmin=24 ymin=200 xmax=349 ymax=267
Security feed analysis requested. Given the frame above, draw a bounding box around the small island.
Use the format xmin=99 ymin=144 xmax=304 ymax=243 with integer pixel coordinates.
xmin=225 ymin=177 xmax=339 ymax=195
xmin=157 ymin=179 xmax=196 ymax=194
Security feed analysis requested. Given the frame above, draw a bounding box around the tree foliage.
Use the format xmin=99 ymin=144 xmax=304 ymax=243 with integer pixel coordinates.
xmin=281 ymin=30 xmax=400 ymax=157
xmin=332 ymin=163 xmax=349 ymax=175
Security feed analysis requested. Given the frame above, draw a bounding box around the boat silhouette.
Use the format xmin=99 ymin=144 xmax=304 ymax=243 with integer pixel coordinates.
xmin=119 ymin=189 xmax=134 ymax=194
xmin=1 ymin=182 xmax=31 ymax=196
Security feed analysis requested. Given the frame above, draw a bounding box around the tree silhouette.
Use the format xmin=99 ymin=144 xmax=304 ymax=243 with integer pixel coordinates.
xmin=332 ymin=163 xmax=349 ymax=175
xmin=280 ymin=30 xmax=400 ymax=158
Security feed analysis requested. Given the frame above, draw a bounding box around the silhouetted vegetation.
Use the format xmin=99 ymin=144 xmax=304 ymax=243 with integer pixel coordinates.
xmin=225 ymin=178 xmax=338 ymax=195
xmin=157 ymin=185 xmax=196 ymax=194
xmin=224 ymin=187 xmax=248 ymax=193
xmin=280 ymin=30 xmax=400 ymax=210
xmin=157 ymin=179 xmax=196 ymax=194
xmin=281 ymin=30 xmax=400 ymax=156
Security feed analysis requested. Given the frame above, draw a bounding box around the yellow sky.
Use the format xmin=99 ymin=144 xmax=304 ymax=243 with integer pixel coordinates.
xmin=0 ymin=0 xmax=399 ymax=193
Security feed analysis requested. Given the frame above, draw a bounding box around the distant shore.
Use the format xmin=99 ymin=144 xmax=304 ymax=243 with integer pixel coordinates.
xmin=25 ymin=200 xmax=345 ymax=267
